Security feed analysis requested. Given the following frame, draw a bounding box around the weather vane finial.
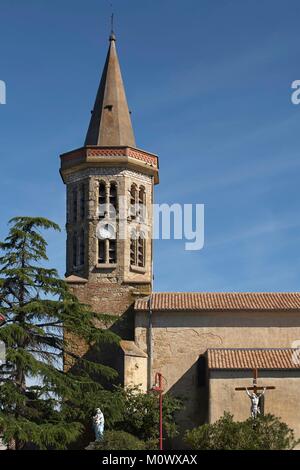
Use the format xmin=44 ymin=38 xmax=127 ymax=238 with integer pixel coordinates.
xmin=109 ymin=3 xmax=116 ymax=41
xmin=111 ymin=12 xmax=114 ymax=34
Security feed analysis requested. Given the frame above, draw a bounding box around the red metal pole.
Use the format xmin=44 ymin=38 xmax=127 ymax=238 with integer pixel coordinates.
xmin=159 ymin=374 xmax=163 ymax=451
xmin=153 ymin=372 xmax=163 ymax=450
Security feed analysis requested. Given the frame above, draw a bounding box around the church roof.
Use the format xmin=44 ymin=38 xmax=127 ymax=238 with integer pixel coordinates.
xmin=134 ymin=292 xmax=300 ymax=312
xmin=84 ymin=33 xmax=136 ymax=147
xmin=207 ymin=348 xmax=300 ymax=370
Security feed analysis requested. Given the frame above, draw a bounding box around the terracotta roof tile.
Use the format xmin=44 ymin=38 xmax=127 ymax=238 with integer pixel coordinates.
xmin=207 ymin=348 xmax=300 ymax=370
xmin=134 ymin=292 xmax=300 ymax=312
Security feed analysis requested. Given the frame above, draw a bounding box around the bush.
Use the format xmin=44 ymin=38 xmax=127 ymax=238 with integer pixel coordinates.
xmin=111 ymin=386 xmax=183 ymax=444
xmin=184 ymin=412 xmax=299 ymax=450
xmin=93 ymin=431 xmax=145 ymax=450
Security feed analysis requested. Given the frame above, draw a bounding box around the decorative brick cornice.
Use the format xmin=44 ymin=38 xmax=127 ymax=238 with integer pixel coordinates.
xmin=87 ymin=148 xmax=126 ymax=157
xmin=126 ymin=148 xmax=158 ymax=167
xmin=60 ymin=146 xmax=158 ymax=169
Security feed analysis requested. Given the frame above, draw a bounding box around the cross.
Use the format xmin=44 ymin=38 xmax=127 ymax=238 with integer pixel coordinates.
xmin=111 ymin=12 xmax=114 ymax=34
xmin=235 ymin=368 xmax=276 ymax=394
xmin=235 ymin=368 xmax=276 ymax=418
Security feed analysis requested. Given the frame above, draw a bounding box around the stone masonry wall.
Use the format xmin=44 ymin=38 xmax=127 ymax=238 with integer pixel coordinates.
xmin=135 ymin=309 xmax=300 ymax=432
xmin=209 ymin=371 xmax=300 ymax=446
xmin=65 ymin=167 xmax=153 ymax=286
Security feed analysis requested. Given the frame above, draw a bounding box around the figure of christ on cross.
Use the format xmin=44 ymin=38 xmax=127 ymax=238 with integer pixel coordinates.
xmin=235 ymin=368 xmax=276 ymax=419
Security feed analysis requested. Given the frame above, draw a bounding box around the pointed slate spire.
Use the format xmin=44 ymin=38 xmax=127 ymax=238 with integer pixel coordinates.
xmin=85 ymin=33 xmax=136 ymax=147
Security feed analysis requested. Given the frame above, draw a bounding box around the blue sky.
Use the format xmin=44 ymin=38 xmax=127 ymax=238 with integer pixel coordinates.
xmin=1 ymin=0 xmax=300 ymax=292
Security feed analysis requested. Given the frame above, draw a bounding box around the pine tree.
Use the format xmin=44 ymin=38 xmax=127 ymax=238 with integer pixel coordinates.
xmin=0 ymin=217 xmax=119 ymax=450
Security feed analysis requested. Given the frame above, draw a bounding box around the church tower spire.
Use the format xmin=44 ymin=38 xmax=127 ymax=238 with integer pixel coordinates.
xmin=60 ymin=30 xmax=159 ymax=343
xmin=85 ymin=33 xmax=136 ymax=147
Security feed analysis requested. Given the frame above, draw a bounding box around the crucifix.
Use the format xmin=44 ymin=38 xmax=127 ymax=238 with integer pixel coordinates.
xmin=111 ymin=12 xmax=114 ymax=34
xmin=235 ymin=368 xmax=276 ymax=418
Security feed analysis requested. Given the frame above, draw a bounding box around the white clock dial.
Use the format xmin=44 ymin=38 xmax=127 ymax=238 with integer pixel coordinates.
xmin=97 ymin=223 xmax=115 ymax=240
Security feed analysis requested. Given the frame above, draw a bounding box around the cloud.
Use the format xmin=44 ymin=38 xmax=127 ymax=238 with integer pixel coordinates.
xmin=208 ymin=215 xmax=300 ymax=248
xmin=132 ymin=30 xmax=296 ymax=117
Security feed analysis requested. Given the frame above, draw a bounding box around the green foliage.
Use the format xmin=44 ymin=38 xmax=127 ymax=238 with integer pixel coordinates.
xmin=0 ymin=217 xmax=119 ymax=450
xmin=93 ymin=430 xmax=146 ymax=450
xmin=109 ymin=386 xmax=183 ymax=447
xmin=184 ymin=412 xmax=299 ymax=450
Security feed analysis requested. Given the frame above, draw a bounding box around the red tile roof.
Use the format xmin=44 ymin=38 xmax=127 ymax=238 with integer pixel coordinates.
xmin=134 ymin=292 xmax=300 ymax=312
xmin=207 ymin=348 xmax=300 ymax=370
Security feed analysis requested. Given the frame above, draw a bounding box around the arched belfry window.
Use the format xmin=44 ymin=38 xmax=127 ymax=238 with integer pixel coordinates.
xmin=109 ymin=239 xmax=117 ymax=264
xmin=98 ymin=181 xmax=118 ymax=219
xmin=98 ymin=182 xmax=106 ymax=219
xmin=130 ymin=184 xmax=138 ymax=219
xmin=98 ymin=238 xmax=117 ymax=265
xmin=98 ymin=239 xmax=106 ymax=264
xmin=138 ymin=186 xmax=146 ymax=221
xmin=97 ymin=180 xmax=118 ymax=266
xmin=130 ymin=229 xmax=146 ymax=269
xmin=130 ymin=231 xmax=137 ymax=266
xmin=109 ymin=182 xmax=118 ymax=217
xmin=98 ymin=240 xmax=117 ymax=265
xmin=138 ymin=235 xmax=146 ymax=268
xmin=97 ymin=223 xmax=117 ymax=266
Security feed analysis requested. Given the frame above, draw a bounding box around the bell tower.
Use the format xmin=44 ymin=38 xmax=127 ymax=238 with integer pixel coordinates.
xmin=60 ymin=32 xmax=159 ymax=338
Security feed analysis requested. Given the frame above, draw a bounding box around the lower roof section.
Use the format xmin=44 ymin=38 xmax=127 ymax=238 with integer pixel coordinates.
xmin=134 ymin=292 xmax=300 ymax=312
xmin=207 ymin=348 xmax=300 ymax=370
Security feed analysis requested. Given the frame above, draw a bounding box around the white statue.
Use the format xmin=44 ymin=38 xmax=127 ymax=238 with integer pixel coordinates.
xmin=246 ymin=388 xmax=266 ymax=418
xmin=93 ymin=408 xmax=105 ymax=441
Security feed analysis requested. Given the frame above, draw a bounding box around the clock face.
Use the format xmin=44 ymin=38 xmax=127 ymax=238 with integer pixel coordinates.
xmin=97 ymin=223 xmax=115 ymax=240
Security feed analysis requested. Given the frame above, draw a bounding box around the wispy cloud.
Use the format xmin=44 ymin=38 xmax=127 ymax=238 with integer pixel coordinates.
xmin=208 ymin=215 xmax=300 ymax=248
xmin=133 ymin=31 xmax=296 ymax=117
